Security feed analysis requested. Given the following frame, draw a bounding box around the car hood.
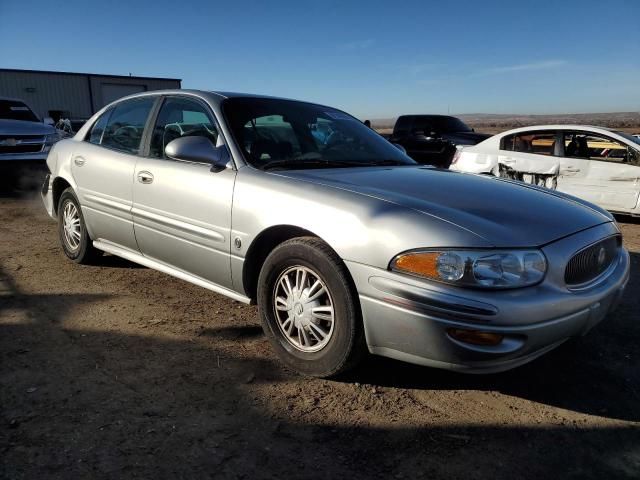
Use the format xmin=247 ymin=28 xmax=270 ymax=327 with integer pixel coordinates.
xmin=442 ymin=131 xmax=492 ymax=145
xmin=278 ymin=166 xmax=612 ymax=247
xmin=0 ymin=119 xmax=55 ymax=136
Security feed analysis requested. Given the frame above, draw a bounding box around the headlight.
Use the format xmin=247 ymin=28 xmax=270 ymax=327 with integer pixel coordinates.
xmin=390 ymin=249 xmax=546 ymax=289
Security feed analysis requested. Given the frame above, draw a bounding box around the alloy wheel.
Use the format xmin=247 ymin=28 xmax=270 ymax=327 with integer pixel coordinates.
xmin=62 ymin=201 xmax=81 ymax=252
xmin=273 ymin=265 xmax=335 ymax=352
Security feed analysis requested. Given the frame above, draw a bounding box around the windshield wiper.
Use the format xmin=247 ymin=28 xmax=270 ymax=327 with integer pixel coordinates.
xmin=368 ymin=159 xmax=410 ymax=166
xmin=261 ymin=158 xmax=367 ymax=170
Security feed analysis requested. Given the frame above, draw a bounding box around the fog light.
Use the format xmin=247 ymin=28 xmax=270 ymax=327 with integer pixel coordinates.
xmin=447 ymin=328 xmax=503 ymax=346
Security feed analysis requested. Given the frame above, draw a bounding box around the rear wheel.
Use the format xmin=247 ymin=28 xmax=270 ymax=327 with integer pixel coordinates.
xmin=257 ymin=237 xmax=366 ymax=377
xmin=58 ymin=188 xmax=101 ymax=264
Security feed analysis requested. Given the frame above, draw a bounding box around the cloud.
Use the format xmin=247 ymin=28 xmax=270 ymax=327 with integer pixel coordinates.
xmin=478 ymin=60 xmax=567 ymax=75
xmin=340 ymin=39 xmax=375 ymax=50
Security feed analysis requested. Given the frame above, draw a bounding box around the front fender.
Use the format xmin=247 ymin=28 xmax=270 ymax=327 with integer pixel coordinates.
xmin=231 ymin=168 xmax=489 ymax=293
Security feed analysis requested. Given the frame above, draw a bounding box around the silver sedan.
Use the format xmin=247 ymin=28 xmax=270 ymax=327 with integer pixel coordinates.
xmin=42 ymin=90 xmax=630 ymax=377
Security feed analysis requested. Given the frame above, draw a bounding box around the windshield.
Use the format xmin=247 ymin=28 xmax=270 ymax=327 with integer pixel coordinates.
xmin=0 ymin=100 xmax=39 ymax=122
xmin=413 ymin=116 xmax=472 ymax=133
xmin=613 ymin=130 xmax=640 ymax=147
xmin=223 ymin=97 xmax=416 ymax=169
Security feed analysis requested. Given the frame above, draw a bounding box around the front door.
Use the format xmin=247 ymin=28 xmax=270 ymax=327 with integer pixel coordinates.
xmin=71 ymin=96 xmax=156 ymax=252
xmin=132 ymin=96 xmax=236 ymax=289
xmin=558 ymin=131 xmax=640 ymax=212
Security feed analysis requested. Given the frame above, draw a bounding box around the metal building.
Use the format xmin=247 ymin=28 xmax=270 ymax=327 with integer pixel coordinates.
xmin=0 ymin=68 xmax=181 ymax=123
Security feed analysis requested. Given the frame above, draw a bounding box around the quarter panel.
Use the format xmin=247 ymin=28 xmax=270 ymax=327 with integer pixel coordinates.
xmin=453 ymin=151 xmax=497 ymax=174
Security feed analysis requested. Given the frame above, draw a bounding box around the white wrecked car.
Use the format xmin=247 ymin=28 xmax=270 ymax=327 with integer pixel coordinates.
xmin=450 ymin=125 xmax=640 ymax=215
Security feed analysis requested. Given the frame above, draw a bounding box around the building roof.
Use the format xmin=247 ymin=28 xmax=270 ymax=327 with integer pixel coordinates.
xmin=0 ymin=68 xmax=181 ymax=83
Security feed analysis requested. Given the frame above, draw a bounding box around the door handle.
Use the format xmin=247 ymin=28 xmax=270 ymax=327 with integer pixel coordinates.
xmin=502 ymin=157 xmax=516 ymax=165
xmin=137 ymin=171 xmax=154 ymax=184
xmin=563 ymin=166 xmax=581 ymax=173
xmin=73 ymin=156 xmax=86 ymax=166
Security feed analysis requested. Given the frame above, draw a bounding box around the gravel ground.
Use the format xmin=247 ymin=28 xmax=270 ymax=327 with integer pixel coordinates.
xmin=1 ymin=192 xmax=639 ymax=479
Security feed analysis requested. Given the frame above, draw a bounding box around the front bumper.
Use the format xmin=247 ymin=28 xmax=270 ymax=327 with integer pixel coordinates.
xmin=0 ymin=151 xmax=48 ymax=162
xmin=347 ymin=222 xmax=630 ymax=373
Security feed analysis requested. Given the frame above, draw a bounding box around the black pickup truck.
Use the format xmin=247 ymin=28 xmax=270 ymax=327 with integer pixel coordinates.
xmin=387 ymin=115 xmax=490 ymax=168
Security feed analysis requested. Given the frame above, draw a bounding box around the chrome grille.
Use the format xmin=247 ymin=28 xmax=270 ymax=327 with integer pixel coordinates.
xmin=565 ymin=235 xmax=620 ymax=286
xmin=0 ymin=135 xmax=45 ymax=154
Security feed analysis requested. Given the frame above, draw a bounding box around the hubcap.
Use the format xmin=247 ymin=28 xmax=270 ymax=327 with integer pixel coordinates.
xmin=273 ymin=266 xmax=335 ymax=352
xmin=62 ymin=201 xmax=81 ymax=251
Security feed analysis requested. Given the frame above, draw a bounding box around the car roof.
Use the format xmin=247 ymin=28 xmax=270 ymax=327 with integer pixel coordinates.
xmin=495 ymin=124 xmax=619 ymax=135
xmin=74 ymin=89 xmax=349 ymax=141
xmin=461 ymin=124 xmax=638 ymax=153
xmin=100 ymin=89 xmax=332 ymax=111
xmin=397 ymin=114 xmax=459 ymax=119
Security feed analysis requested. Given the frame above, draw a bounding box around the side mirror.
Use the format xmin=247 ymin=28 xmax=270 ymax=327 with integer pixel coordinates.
xmin=43 ymin=117 xmax=55 ymax=126
xmin=165 ymin=136 xmax=229 ymax=172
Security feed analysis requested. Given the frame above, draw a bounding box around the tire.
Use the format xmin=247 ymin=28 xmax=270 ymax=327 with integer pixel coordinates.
xmin=257 ymin=237 xmax=366 ymax=377
xmin=57 ymin=187 xmax=101 ymax=264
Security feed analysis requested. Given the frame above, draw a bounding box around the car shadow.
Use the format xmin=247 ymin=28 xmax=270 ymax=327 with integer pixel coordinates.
xmin=0 ymin=166 xmax=48 ymax=198
xmin=1 ymin=264 xmax=638 ymax=479
xmin=200 ymin=324 xmax=264 ymax=340
xmin=615 ymin=213 xmax=640 ymax=225
xmin=96 ymin=253 xmax=147 ymax=269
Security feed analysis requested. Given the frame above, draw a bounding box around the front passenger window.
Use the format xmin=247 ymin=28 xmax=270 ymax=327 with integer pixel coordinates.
xmin=101 ymin=98 xmax=155 ymax=154
xmin=564 ymin=132 xmax=631 ymax=163
xmin=149 ymin=98 xmax=219 ymax=159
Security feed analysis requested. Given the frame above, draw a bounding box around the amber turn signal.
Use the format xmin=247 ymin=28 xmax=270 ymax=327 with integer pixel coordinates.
xmin=447 ymin=328 xmax=504 ymax=346
xmin=393 ymin=252 xmax=440 ymax=278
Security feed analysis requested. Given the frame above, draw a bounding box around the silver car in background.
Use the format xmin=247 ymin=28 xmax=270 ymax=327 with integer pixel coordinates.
xmin=42 ymin=90 xmax=630 ymax=377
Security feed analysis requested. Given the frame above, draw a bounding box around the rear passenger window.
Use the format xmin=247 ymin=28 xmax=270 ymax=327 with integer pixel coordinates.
xmin=149 ymin=97 xmax=219 ymax=159
xmin=100 ymin=98 xmax=155 ymax=154
xmin=502 ymin=131 xmax=556 ymax=156
xmin=88 ymin=109 xmax=112 ymax=145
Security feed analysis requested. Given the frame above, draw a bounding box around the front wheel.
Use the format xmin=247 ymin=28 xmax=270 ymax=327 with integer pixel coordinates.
xmin=257 ymin=237 xmax=366 ymax=377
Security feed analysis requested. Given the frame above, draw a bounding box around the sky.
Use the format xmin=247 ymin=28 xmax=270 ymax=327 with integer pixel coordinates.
xmin=1 ymin=0 xmax=639 ymax=118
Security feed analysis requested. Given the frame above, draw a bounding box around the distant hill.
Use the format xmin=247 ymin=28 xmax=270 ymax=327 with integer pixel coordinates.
xmin=458 ymin=112 xmax=640 ymax=129
xmin=371 ymin=112 xmax=640 ymax=134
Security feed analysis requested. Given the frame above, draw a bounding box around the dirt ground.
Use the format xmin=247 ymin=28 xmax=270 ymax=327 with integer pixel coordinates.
xmin=1 ymin=191 xmax=639 ymax=479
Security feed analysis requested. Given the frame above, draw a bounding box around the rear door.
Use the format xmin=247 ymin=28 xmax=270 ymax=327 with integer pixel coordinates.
xmin=132 ymin=95 xmax=235 ymax=289
xmin=71 ymin=96 xmax=156 ymax=252
xmin=558 ymin=130 xmax=640 ymax=211
xmin=498 ymin=130 xmax=560 ymax=187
